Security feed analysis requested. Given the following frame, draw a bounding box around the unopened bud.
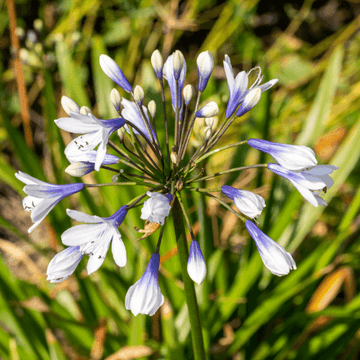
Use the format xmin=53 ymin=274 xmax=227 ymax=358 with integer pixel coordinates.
xmin=205 ymin=117 xmax=214 ymax=127
xmin=27 ymin=30 xmax=37 ymax=44
xmin=133 ymin=85 xmax=144 ymax=105
xmin=173 ymin=50 xmax=185 ymax=80
xmin=61 ymin=96 xmax=80 ymax=115
xmin=151 ymin=50 xmax=163 ymax=79
xmin=65 ymin=162 xmax=94 ymax=177
xmin=197 ymin=51 xmax=214 ymax=92
xmin=183 ymin=84 xmax=194 ymax=106
xmin=204 ymin=126 xmax=212 ymax=140
xmin=117 ymin=127 xmax=125 ymax=142
xmin=34 ymin=43 xmax=43 ymax=55
xmin=195 ymin=101 xmax=219 ymax=118
xmin=15 ymin=27 xmax=25 ymax=40
xmin=80 ymin=106 xmax=92 ymax=116
xmin=236 ymin=88 xmax=261 ymax=117
xmin=19 ymin=48 xmax=42 ymax=67
xmin=148 ymin=100 xmax=156 ymax=118
xmin=110 ymin=88 xmax=121 ymax=112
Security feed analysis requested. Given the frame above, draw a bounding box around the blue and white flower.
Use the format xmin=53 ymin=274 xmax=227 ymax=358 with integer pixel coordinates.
xmin=248 ymin=139 xmax=318 ymax=171
xmin=125 ymin=253 xmax=164 ymax=316
xmin=141 ymin=192 xmax=172 ymax=225
xmin=187 ymin=240 xmax=207 ymax=284
xmin=245 ymin=220 xmax=296 ymax=276
xmin=55 ymin=112 xmax=125 ymax=171
xmin=99 ymin=54 xmax=133 ymax=93
xmin=15 ymin=171 xmax=85 ymax=233
xmin=268 ymin=163 xmax=337 ymax=207
xmin=121 ymin=98 xmax=154 ymax=140
xmin=47 ymin=246 xmax=84 ymax=283
xmin=236 ymin=88 xmax=262 ymax=117
xmin=197 ymin=51 xmax=214 ymax=92
xmin=224 ymin=55 xmax=278 ymax=118
xmin=61 ymin=206 xmax=128 ymax=275
xmin=163 ymin=52 xmax=187 ymax=111
xmin=222 ymin=185 xmax=265 ymax=219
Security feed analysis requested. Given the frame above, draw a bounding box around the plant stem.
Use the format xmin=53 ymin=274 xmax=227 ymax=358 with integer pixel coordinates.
xmin=172 ymin=196 xmax=206 ymax=360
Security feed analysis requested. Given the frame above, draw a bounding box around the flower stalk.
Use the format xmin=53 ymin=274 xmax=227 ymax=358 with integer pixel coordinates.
xmin=172 ymin=195 xmax=206 ymax=360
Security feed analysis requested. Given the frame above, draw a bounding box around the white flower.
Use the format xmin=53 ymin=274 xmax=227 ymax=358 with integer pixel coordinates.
xmin=221 ymin=185 xmax=265 ymax=219
xmin=248 ymin=139 xmax=318 ymax=171
xmin=47 ymin=246 xmax=83 ymax=283
xmin=268 ymin=163 xmax=337 ymax=207
xmin=61 ymin=206 xmax=128 ymax=275
xmin=125 ymin=253 xmax=164 ymax=316
xmin=187 ymin=241 xmax=207 ymax=284
xmin=245 ymin=221 xmax=296 ymax=276
xmin=55 ymin=112 xmax=125 ymax=171
xmin=140 ymin=192 xmax=172 ymax=225
xmin=15 ymin=171 xmax=85 ymax=233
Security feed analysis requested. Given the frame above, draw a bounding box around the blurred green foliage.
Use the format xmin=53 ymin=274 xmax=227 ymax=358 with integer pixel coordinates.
xmin=1 ymin=0 xmax=360 ymax=359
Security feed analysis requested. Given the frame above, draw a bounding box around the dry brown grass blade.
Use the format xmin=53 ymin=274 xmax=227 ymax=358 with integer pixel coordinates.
xmin=6 ymin=0 xmax=33 ymax=149
xmin=104 ymin=345 xmax=154 ymax=360
xmin=90 ymin=318 xmax=107 ymax=360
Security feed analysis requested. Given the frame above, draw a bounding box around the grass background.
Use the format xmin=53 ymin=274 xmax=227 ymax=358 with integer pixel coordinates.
xmin=1 ymin=0 xmax=360 ymax=359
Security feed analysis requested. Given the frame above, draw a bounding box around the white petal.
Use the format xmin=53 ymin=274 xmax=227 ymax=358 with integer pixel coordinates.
xmin=111 ymin=231 xmax=127 ymax=267
xmin=55 ymin=113 xmax=101 ymax=134
xmin=61 ymin=223 xmax=109 ymax=246
xmin=289 ymin=179 xmax=319 ymax=207
xmin=66 ymin=209 xmax=103 ymax=223
xmin=15 ymin=171 xmax=48 ymax=186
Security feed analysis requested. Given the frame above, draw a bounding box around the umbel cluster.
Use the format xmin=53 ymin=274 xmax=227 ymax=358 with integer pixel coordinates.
xmin=16 ymin=49 xmax=337 ymax=316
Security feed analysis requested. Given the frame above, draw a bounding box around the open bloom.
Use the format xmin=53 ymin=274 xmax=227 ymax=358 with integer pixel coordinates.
xmin=61 ymin=206 xmax=128 ymax=275
xmin=55 ymin=112 xmax=125 ymax=171
xmin=125 ymin=253 xmax=164 ymax=316
xmin=47 ymin=246 xmax=84 ymax=283
xmin=187 ymin=240 xmax=207 ymax=284
xmin=224 ymin=55 xmax=278 ymax=118
xmin=222 ymin=185 xmax=265 ymax=219
xmin=15 ymin=171 xmax=84 ymax=233
xmin=163 ymin=52 xmax=187 ymax=111
xmin=248 ymin=139 xmax=318 ymax=171
xmin=141 ymin=192 xmax=172 ymax=225
xmin=268 ymin=163 xmax=337 ymax=207
xmin=245 ymin=221 xmax=296 ymax=276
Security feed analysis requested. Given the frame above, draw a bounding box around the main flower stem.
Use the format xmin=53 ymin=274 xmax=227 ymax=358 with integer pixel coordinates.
xmin=172 ymin=196 xmax=206 ymax=360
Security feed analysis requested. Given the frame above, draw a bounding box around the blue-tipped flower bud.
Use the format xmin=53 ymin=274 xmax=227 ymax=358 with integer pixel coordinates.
xmin=133 ymin=85 xmax=144 ymax=105
xmin=173 ymin=50 xmax=185 ymax=81
xmin=151 ymin=50 xmax=163 ymax=79
xmin=61 ymin=96 xmax=80 ymax=115
xmin=99 ymin=54 xmax=133 ymax=93
xmin=195 ymin=101 xmax=219 ymax=118
xmin=197 ymin=51 xmax=214 ymax=92
xmin=187 ymin=240 xmax=207 ymax=284
xmin=236 ymin=88 xmax=261 ymax=117
xmin=110 ymin=88 xmax=121 ymax=112
xmin=183 ymin=84 xmax=194 ymax=106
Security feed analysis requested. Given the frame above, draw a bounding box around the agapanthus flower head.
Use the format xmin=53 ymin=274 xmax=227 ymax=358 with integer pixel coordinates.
xmin=141 ymin=192 xmax=172 ymax=225
xmin=61 ymin=206 xmax=128 ymax=275
xmin=248 ymin=139 xmax=318 ymax=171
xmin=15 ymin=171 xmax=84 ymax=233
xmin=125 ymin=253 xmax=164 ymax=316
xmin=187 ymin=240 xmax=207 ymax=284
xmin=245 ymin=220 xmax=296 ymax=276
xmin=268 ymin=163 xmax=337 ymax=207
xmin=221 ymin=185 xmax=265 ymax=219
